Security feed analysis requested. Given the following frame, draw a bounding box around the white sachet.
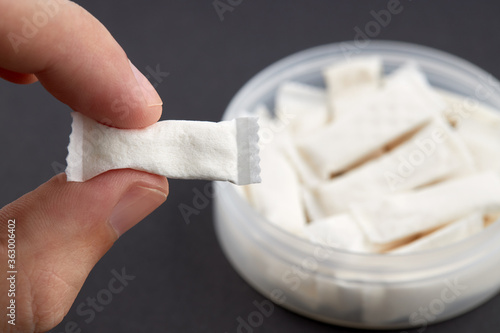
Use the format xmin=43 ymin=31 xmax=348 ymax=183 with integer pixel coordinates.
xmin=66 ymin=112 xmax=261 ymax=185
xmin=390 ymin=211 xmax=484 ymax=254
xmin=383 ymin=63 xmax=445 ymax=106
xmin=330 ymin=63 xmax=444 ymax=125
xmin=351 ymin=172 xmax=500 ymax=245
xmin=302 ymin=188 xmax=326 ymax=222
xmin=252 ymin=104 xmax=276 ymax=150
xmin=313 ymin=118 xmax=475 ymax=215
xmin=280 ymin=136 xmax=322 ymax=187
xmin=446 ymin=94 xmax=500 ymax=173
xmin=305 ymin=214 xmax=371 ymax=253
xmin=275 ymin=81 xmax=329 ymax=136
xmin=456 ymin=120 xmax=500 ymax=173
xmin=324 ymin=56 xmax=382 ymax=118
xmin=437 ymin=89 xmax=482 ymax=126
xmin=246 ymin=135 xmax=307 ymax=236
xmin=297 ymin=73 xmax=439 ymax=178
xmin=254 ymin=105 xmax=322 ymax=187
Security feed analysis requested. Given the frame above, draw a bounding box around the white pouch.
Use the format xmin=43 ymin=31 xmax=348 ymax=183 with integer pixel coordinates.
xmin=324 ymin=56 xmax=382 ymax=118
xmin=275 ymin=81 xmax=329 ymax=136
xmin=66 ymin=112 xmax=261 ymax=185
xmin=314 ymin=118 xmax=475 ymax=215
xmin=437 ymin=89 xmax=482 ymax=126
xmin=390 ymin=211 xmax=484 ymax=254
xmin=305 ymin=214 xmax=371 ymax=253
xmin=349 ymin=63 xmax=445 ymax=121
xmin=301 ymin=188 xmax=325 ymax=222
xmin=252 ymin=104 xmax=276 ymax=150
xmin=351 ymin=172 xmax=500 ymax=245
xmin=254 ymin=108 xmax=321 ymax=186
xmin=384 ymin=63 xmax=445 ymax=106
xmin=297 ymin=74 xmax=440 ymax=178
xmin=280 ymin=135 xmax=322 ymax=187
xmin=451 ymin=96 xmax=500 ymax=173
xmin=246 ymin=135 xmax=307 ymax=236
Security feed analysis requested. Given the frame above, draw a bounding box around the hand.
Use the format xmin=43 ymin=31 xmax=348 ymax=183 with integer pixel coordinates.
xmin=0 ymin=0 xmax=169 ymax=331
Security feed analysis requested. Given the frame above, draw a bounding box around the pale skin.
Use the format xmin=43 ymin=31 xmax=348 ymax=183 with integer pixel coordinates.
xmin=0 ymin=0 xmax=170 ymax=331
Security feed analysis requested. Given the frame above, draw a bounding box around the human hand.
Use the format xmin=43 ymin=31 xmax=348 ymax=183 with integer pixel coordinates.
xmin=0 ymin=0 xmax=169 ymax=331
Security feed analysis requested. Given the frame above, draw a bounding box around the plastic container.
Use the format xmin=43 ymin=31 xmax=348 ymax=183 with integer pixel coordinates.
xmin=213 ymin=41 xmax=500 ymax=330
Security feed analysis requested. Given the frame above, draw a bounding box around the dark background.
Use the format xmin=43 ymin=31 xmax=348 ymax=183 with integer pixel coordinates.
xmin=0 ymin=0 xmax=499 ymax=332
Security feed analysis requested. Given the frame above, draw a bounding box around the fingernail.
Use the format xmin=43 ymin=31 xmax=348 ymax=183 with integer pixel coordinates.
xmin=129 ymin=60 xmax=163 ymax=107
xmin=109 ymin=186 xmax=167 ymax=237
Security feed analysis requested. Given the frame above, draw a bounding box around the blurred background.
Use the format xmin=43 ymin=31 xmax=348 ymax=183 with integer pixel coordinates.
xmin=1 ymin=0 xmax=500 ymax=332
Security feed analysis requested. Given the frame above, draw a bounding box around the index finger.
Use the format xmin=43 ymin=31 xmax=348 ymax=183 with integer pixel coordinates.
xmin=0 ymin=0 xmax=163 ymax=128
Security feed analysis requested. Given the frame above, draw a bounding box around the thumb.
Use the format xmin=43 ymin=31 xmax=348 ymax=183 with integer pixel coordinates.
xmin=0 ymin=170 xmax=168 ymax=332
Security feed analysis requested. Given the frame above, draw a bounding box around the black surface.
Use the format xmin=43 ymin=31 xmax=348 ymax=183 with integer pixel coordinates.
xmin=1 ymin=0 xmax=500 ymax=332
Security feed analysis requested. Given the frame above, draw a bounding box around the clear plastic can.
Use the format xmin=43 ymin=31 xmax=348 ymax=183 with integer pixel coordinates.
xmin=214 ymin=41 xmax=500 ymax=330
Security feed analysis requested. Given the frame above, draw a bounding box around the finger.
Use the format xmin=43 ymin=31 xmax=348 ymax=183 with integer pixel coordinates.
xmin=0 ymin=169 xmax=168 ymax=331
xmin=0 ymin=67 xmax=38 ymax=84
xmin=0 ymin=0 xmax=162 ymax=128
